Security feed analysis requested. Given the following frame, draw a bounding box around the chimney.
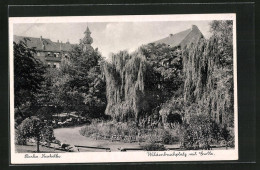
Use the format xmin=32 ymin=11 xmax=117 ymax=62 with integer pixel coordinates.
xmin=192 ymin=25 xmax=198 ymax=30
xmin=40 ymin=36 xmax=42 ymax=41
xmin=79 ymin=39 xmax=82 ymax=44
xmin=57 ymin=40 xmax=59 ymax=43
xmin=169 ymin=34 xmax=173 ymax=37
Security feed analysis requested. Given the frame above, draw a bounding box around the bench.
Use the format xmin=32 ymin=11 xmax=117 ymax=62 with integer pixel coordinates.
xmin=118 ymin=147 xmax=143 ymax=152
xmin=75 ymin=145 xmax=111 ymax=152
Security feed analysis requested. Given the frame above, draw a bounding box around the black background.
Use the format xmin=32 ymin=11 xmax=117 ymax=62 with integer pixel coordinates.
xmin=0 ymin=0 xmax=257 ymax=170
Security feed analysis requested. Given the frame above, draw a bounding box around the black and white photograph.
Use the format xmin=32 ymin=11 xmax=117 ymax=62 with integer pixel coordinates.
xmin=9 ymin=14 xmax=238 ymax=163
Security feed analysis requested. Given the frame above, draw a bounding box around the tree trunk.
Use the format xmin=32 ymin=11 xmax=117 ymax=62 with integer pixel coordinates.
xmin=37 ymin=137 xmax=40 ymax=153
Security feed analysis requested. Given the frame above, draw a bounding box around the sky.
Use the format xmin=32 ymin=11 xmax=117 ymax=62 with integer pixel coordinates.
xmin=13 ymin=21 xmax=212 ymax=58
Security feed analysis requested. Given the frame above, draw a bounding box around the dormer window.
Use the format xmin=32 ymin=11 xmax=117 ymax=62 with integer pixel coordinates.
xmin=47 ymin=52 xmax=51 ymax=56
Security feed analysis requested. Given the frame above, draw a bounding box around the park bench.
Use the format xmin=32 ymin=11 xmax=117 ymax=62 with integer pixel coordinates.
xmin=165 ymin=147 xmax=181 ymax=151
xmin=75 ymin=145 xmax=111 ymax=152
xmin=118 ymin=147 xmax=143 ymax=152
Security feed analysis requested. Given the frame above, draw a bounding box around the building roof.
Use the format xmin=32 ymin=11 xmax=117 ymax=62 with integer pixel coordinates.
xmin=153 ymin=25 xmax=204 ymax=48
xmin=13 ymin=35 xmax=75 ymax=52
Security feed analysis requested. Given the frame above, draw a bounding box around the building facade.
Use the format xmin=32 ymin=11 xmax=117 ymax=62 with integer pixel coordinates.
xmin=14 ymin=35 xmax=75 ymax=68
xmin=14 ymin=26 xmax=95 ymax=68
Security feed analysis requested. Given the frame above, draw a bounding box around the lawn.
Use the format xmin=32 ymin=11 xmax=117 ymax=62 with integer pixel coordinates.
xmin=15 ymin=143 xmax=65 ymax=153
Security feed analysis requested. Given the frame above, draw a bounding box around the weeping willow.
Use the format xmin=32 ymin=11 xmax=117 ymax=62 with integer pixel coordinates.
xmin=103 ymin=21 xmax=233 ymax=127
xmin=103 ymin=51 xmax=148 ymax=122
xmin=183 ymin=30 xmax=233 ymax=127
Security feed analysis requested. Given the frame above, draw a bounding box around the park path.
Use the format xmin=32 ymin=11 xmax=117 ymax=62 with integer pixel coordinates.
xmin=53 ymin=126 xmax=141 ymax=152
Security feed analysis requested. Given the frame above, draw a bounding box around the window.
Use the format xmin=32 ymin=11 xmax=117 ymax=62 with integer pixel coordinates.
xmin=53 ymin=63 xmax=60 ymax=69
xmin=37 ymin=52 xmax=40 ymax=56
xmin=47 ymin=62 xmax=51 ymax=67
xmin=55 ymin=63 xmax=60 ymax=69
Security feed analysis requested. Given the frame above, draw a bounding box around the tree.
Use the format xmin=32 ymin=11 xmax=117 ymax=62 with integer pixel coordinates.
xmin=52 ymin=45 xmax=107 ymax=118
xmin=16 ymin=116 xmax=54 ymax=152
xmin=14 ymin=40 xmax=46 ymax=119
xmin=182 ymin=20 xmax=234 ymax=127
xmin=140 ymin=43 xmax=183 ymax=108
xmin=210 ymin=20 xmax=233 ymax=67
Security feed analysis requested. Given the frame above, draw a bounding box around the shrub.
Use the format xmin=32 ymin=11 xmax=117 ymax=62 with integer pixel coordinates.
xmin=161 ymin=131 xmax=172 ymax=144
xmin=41 ymin=125 xmax=55 ymax=143
xmin=16 ymin=116 xmax=54 ymax=152
xmin=15 ymin=129 xmax=27 ymax=145
xmin=179 ymin=114 xmax=213 ymax=150
xmin=80 ymin=120 xmax=139 ymax=139
xmin=80 ymin=120 xmax=182 ymax=146
xmin=221 ymin=125 xmax=234 ymax=148
xmin=178 ymin=114 xmax=235 ymax=149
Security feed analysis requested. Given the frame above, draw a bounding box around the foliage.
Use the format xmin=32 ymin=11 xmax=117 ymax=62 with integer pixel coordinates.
xmin=16 ymin=116 xmax=54 ymax=152
xmin=103 ymin=44 xmax=183 ymax=123
xmin=210 ymin=20 xmax=233 ymax=67
xmin=220 ymin=125 xmax=234 ymax=147
xmin=161 ymin=130 xmax=175 ymax=144
xmin=14 ymin=40 xmax=46 ymax=118
xmin=159 ymin=96 xmax=184 ymax=126
xmin=80 ymin=121 xmax=179 ymax=145
xmin=39 ymin=45 xmax=107 ymax=119
xmin=178 ymin=114 xmax=234 ymax=149
xmin=103 ymin=51 xmax=147 ymax=122
xmin=61 ymin=46 xmax=107 ymax=118
xmin=141 ymin=43 xmax=183 ymax=104
xmin=79 ymin=120 xmax=138 ymax=137
xmin=15 ymin=128 xmax=27 ymax=145
xmin=182 ymin=20 xmax=234 ymax=127
xmin=178 ymin=114 xmax=212 ymax=149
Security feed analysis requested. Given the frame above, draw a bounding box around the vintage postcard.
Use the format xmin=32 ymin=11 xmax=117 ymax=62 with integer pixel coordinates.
xmin=9 ymin=13 xmax=238 ymax=164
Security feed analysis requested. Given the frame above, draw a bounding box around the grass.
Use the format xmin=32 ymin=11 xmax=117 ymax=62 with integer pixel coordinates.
xmin=15 ymin=143 xmax=65 ymax=153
